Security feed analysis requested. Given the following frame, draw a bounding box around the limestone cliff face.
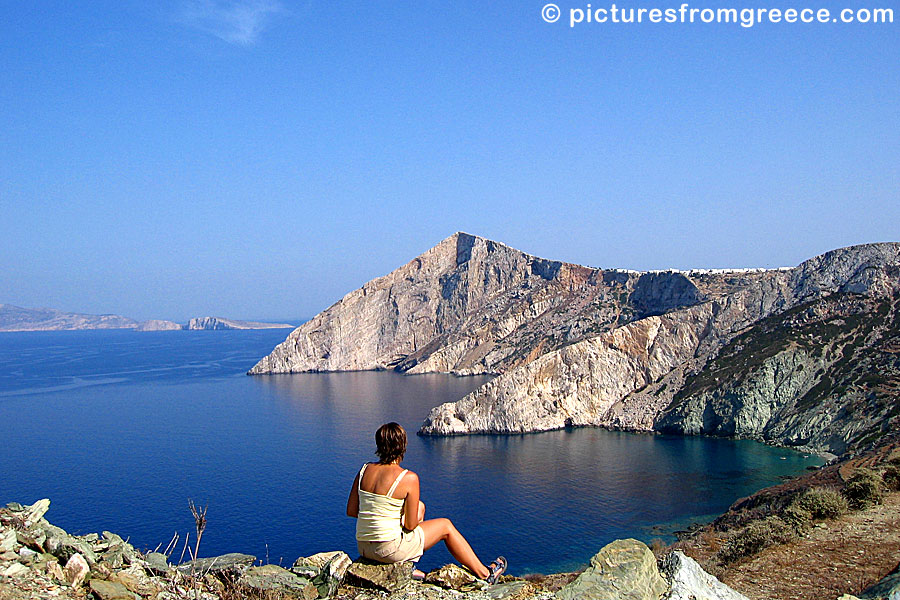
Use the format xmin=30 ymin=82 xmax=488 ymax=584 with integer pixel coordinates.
xmin=420 ymin=242 xmax=900 ymax=453
xmin=251 ymin=233 xmax=711 ymax=375
xmin=656 ymin=291 xmax=900 ymax=455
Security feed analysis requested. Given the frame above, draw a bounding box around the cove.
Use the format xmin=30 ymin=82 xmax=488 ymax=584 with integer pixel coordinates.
xmin=0 ymin=330 xmax=822 ymax=574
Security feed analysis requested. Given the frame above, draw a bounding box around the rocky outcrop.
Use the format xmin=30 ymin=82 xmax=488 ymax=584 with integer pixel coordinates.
xmin=555 ymin=539 xmax=668 ymax=600
xmin=134 ymin=319 xmax=182 ymax=331
xmin=1 ymin=498 xmax=766 ymax=600
xmin=184 ymin=317 xmax=293 ymax=330
xmin=659 ymin=551 xmax=750 ymax=600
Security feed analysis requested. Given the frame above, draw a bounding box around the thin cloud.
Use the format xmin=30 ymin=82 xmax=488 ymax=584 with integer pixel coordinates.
xmin=181 ymin=0 xmax=283 ymax=46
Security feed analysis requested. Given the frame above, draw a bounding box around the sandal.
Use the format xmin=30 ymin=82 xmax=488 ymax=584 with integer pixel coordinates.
xmin=412 ymin=568 xmax=426 ymax=581
xmin=486 ymin=556 xmax=507 ymax=584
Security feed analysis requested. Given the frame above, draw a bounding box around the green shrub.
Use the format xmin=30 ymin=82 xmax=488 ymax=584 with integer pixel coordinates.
xmin=882 ymin=465 xmax=900 ymax=492
xmin=717 ymin=517 xmax=796 ymax=563
xmin=842 ymin=468 xmax=885 ymax=509
xmin=780 ymin=503 xmax=812 ymax=532
xmin=791 ymin=487 xmax=849 ymax=520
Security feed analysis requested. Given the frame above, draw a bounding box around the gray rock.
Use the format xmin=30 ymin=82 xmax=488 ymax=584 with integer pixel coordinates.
xmin=859 ymin=563 xmax=900 ymax=600
xmin=555 ymin=539 xmax=668 ymax=600
xmin=345 ymin=558 xmax=414 ymax=592
xmin=1 ymin=562 xmax=29 ymax=578
xmin=309 ymin=551 xmax=352 ymax=597
xmin=101 ymin=545 xmax=127 ymax=569
xmin=659 ymin=550 xmax=749 ymax=600
xmin=89 ymin=579 xmax=139 ymax=600
xmin=177 ymin=552 xmax=255 ymax=575
xmin=64 ymin=553 xmax=90 ymax=587
xmin=22 ymin=499 xmax=50 ymax=527
xmin=0 ymin=530 xmax=16 ymax=553
xmin=16 ymin=528 xmax=46 ymax=552
xmin=47 ymin=533 xmax=98 ymax=566
xmin=487 ymin=581 xmax=534 ymax=600
xmin=240 ymin=564 xmax=318 ymax=599
xmin=143 ymin=552 xmax=170 ymax=574
xmin=18 ymin=547 xmax=38 ymax=564
xmin=424 ymin=563 xmax=480 ymax=590
xmin=110 ymin=565 xmax=162 ymax=597
xmin=5 ymin=503 xmax=24 ymax=512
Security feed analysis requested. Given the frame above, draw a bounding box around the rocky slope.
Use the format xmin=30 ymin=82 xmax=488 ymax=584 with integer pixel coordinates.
xmin=249 ymin=234 xmax=900 ymax=456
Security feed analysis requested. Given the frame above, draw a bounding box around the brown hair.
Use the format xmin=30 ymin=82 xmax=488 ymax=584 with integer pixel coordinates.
xmin=375 ymin=422 xmax=407 ymax=464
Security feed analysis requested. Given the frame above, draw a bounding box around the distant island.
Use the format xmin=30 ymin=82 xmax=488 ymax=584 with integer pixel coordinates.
xmin=0 ymin=304 xmax=295 ymax=332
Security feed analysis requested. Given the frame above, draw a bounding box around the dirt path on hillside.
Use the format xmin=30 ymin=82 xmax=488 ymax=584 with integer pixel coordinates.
xmin=720 ymin=493 xmax=900 ymax=600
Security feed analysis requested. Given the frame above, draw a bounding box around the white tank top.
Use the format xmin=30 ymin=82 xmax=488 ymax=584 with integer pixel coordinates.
xmin=355 ymin=463 xmax=408 ymax=542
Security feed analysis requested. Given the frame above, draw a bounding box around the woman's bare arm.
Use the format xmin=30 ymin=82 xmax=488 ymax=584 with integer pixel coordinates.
xmin=401 ymin=471 xmax=420 ymax=531
xmin=347 ymin=472 xmax=360 ymax=518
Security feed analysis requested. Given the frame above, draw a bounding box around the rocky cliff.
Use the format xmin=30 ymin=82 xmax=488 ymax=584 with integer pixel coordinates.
xmin=249 ymin=233 xmax=772 ymax=376
xmin=421 ymin=243 xmax=900 ymax=454
xmin=249 ymin=234 xmax=900 ymax=455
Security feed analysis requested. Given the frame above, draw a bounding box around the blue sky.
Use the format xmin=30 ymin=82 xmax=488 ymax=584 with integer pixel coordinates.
xmin=1 ymin=1 xmax=897 ymax=321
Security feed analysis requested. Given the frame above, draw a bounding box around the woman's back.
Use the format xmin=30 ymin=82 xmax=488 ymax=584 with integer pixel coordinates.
xmin=359 ymin=462 xmax=408 ymax=497
xmin=356 ymin=463 xmax=408 ymax=542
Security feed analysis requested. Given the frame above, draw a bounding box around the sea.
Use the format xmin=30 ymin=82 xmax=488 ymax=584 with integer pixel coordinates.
xmin=0 ymin=329 xmax=823 ymax=575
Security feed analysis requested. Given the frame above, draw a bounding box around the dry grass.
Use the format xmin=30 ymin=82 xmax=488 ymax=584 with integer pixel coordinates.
xmin=685 ymin=492 xmax=900 ymax=600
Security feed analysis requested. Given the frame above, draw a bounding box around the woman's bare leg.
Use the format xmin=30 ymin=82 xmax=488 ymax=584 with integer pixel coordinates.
xmin=420 ymin=518 xmax=489 ymax=579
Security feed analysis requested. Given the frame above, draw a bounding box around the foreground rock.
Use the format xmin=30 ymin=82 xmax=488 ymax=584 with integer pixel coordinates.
xmin=556 ymin=539 xmax=668 ymax=600
xmin=659 ymin=551 xmax=750 ymax=600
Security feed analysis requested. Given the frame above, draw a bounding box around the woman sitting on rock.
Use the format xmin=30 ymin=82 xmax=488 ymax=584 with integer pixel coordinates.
xmin=346 ymin=422 xmax=507 ymax=583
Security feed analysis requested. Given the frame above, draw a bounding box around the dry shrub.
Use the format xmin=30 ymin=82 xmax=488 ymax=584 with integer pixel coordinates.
xmin=881 ymin=465 xmax=900 ymax=492
xmin=842 ymin=468 xmax=884 ymax=510
xmin=792 ymin=487 xmax=849 ymax=520
xmin=717 ymin=517 xmax=797 ymax=564
xmin=780 ymin=503 xmax=812 ymax=533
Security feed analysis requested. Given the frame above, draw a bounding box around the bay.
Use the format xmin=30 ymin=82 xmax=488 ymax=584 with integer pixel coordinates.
xmin=0 ymin=329 xmax=822 ymax=574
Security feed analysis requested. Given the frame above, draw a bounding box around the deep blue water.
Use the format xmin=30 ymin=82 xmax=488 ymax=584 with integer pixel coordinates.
xmin=0 ymin=330 xmax=822 ymax=574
